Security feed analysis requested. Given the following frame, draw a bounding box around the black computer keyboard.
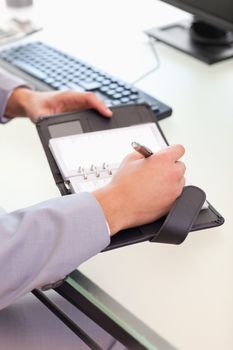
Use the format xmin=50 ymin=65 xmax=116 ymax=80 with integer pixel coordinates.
xmin=0 ymin=41 xmax=172 ymax=120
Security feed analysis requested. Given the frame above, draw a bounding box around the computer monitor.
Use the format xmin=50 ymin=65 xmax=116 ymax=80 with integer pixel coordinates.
xmin=146 ymin=0 xmax=233 ymax=64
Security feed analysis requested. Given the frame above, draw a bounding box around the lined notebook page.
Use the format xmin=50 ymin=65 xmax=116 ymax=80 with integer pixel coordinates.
xmin=49 ymin=123 xmax=167 ymax=180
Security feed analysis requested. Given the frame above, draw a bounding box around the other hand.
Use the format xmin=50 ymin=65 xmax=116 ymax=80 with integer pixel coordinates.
xmin=5 ymin=88 xmax=112 ymax=123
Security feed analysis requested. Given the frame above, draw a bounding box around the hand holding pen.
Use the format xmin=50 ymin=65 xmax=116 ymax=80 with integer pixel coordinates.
xmin=94 ymin=142 xmax=186 ymax=234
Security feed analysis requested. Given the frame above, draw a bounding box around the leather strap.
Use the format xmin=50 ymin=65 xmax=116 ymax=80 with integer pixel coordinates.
xmin=151 ymin=186 xmax=206 ymax=245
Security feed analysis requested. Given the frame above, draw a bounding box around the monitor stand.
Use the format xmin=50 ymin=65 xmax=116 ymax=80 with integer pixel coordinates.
xmin=145 ymin=17 xmax=233 ymax=64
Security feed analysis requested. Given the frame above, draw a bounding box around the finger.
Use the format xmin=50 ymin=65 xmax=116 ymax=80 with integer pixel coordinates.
xmin=157 ymin=144 xmax=185 ymax=162
xmin=175 ymin=161 xmax=186 ymax=177
xmin=174 ymin=177 xmax=186 ymax=199
xmin=56 ymin=91 xmax=112 ymax=117
xmin=179 ymin=177 xmax=186 ymax=192
xmin=82 ymin=92 xmax=112 ymax=117
xmin=170 ymin=144 xmax=185 ymax=161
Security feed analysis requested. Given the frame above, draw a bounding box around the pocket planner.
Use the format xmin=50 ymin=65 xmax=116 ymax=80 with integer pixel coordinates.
xmin=37 ymin=104 xmax=224 ymax=250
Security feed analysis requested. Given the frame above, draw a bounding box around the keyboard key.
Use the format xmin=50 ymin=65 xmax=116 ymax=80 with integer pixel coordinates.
xmin=120 ymin=97 xmax=130 ymax=103
xmin=84 ymin=77 xmax=93 ymax=82
xmin=51 ymin=81 xmax=63 ymax=89
xmin=65 ymin=82 xmax=85 ymax=91
xmin=100 ymin=86 xmax=109 ymax=93
xmin=109 ymin=83 xmax=118 ymax=89
xmin=122 ymin=90 xmax=131 ymax=96
xmin=115 ymin=86 xmax=124 ymax=93
xmin=113 ymin=93 xmax=122 ymax=99
xmin=96 ymin=76 xmax=105 ymax=83
xmin=136 ymin=98 xmax=146 ymax=104
xmin=44 ymin=77 xmax=55 ymax=84
xmin=102 ymin=79 xmax=111 ymax=86
xmin=111 ymin=100 xmax=121 ymax=105
xmin=89 ymin=72 xmax=99 ymax=79
xmin=106 ymin=89 xmax=115 ymax=97
xmin=78 ymin=66 xmax=87 ymax=73
xmin=130 ymin=87 xmax=138 ymax=94
xmin=129 ymin=94 xmax=139 ymax=100
xmin=78 ymin=81 xmax=101 ymax=90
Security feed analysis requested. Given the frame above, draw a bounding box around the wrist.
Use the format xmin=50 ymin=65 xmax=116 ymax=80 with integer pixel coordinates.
xmin=93 ymin=185 xmax=126 ymax=236
xmin=5 ymin=87 xmax=34 ymax=118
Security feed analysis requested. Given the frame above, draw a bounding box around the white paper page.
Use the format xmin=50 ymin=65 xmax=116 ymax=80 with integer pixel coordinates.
xmin=49 ymin=123 xmax=167 ymax=179
xmin=49 ymin=123 xmax=208 ymax=209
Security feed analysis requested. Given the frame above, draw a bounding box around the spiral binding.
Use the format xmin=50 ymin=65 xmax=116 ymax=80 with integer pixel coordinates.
xmin=77 ymin=162 xmax=114 ymax=181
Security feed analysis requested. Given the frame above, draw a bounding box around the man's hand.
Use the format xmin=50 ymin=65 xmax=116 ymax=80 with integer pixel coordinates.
xmin=5 ymin=88 xmax=112 ymax=123
xmin=94 ymin=145 xmax=186 ymax=236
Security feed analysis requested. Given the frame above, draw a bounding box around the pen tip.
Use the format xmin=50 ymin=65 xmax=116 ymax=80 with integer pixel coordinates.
xmin=131 ymin=141 xmax=139 ymax=148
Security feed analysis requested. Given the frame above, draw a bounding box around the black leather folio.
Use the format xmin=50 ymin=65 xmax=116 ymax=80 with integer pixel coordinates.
xmin=36 ymin=104 xmax=224 ymax=250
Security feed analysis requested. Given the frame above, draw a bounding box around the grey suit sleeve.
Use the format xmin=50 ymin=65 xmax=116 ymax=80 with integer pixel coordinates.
xmin=0 ymin=192 xmax=110 ymax=310
xmin=0 ymin=68 xmax=31 ymax=122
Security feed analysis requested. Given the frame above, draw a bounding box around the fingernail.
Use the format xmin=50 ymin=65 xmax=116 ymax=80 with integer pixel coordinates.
xmin=106 ymin=108 xmax=112 ymax=116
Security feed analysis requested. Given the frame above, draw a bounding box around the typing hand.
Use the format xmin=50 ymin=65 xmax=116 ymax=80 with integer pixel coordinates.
xmin=93 ymin=145 xmax=186 ymax=236
xmin=5 ymin=88 xmax=112 ymax=123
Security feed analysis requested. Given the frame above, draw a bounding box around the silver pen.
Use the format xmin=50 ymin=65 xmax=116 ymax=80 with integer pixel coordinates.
xmin=131 ymin=141 xmax=153 ymax=158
